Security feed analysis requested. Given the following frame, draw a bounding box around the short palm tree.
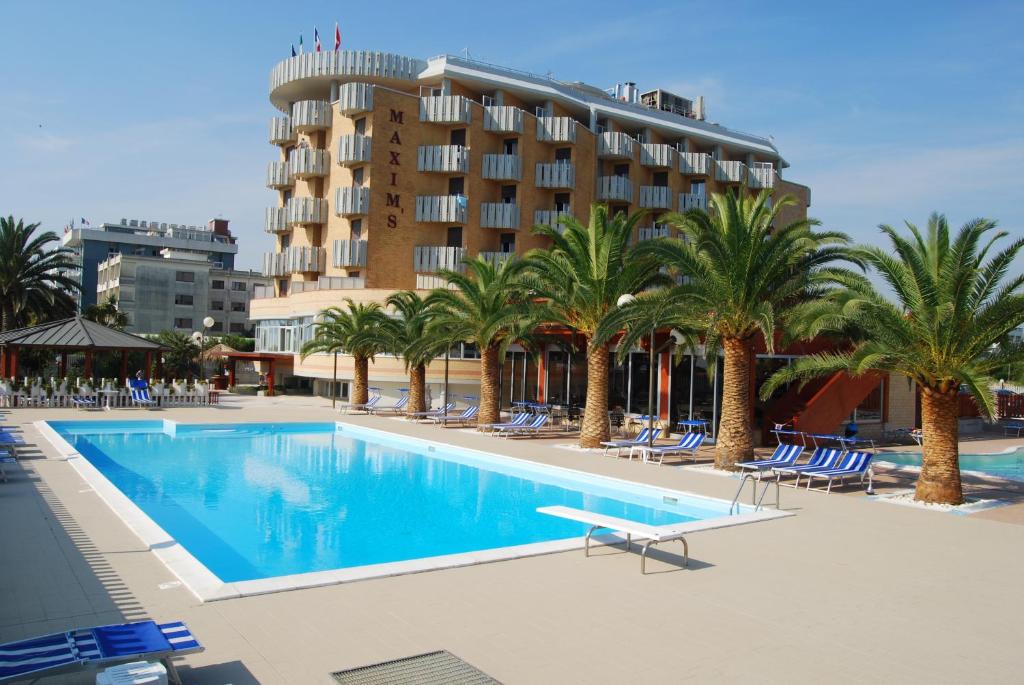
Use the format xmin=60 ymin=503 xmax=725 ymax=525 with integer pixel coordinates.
xmin=763 ymin=214 xmax=1024 ymax=505
xmin=636 ymin=190 xmax=853 ymax=469
xmin=0 ymin=216 xmax=80 ymax=331
xmin=385 ymin=290 xmax=448 ymax=414
xmin=301 ymin=299 xmax=389 ymax=405
xmin=84 ymin=294 xmax=129 ymax=330
xmin=157 ymin=330 xmax=201 ymax=379
xmin=524 ymin=205 xmax=665 ymax=447
xmin=423 ymin=256 xmax=540 ymax=426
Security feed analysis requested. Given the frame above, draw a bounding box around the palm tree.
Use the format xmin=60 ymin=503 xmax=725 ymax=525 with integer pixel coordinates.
xmin=523 ymin=205 xmax=666 ymax=447
xmin=636 ymin=190 xmax=853 ymax=469
xmin=762 ymin=214 xmax=1024 ymax=505
xmin=301 ymin=299 xmax=389 ymax=405
xmin=423 ymin=256 xmax=540 ymax=426
xmin=157 ymin=330 xmax=200 ymax=379
xmin=385 ymin=290 xmax=448 ymax=414
xmin=84 ymin=294 xmax=129 ymax=330
xmin=0 ymin=216 xmax=80 ymax=331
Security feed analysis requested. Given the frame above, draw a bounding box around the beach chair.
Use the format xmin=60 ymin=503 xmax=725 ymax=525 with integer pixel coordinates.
xmin=772 ymin=447 xmax=844 ymax=487
xmin=0 ymin=430 xmax=26 ymax=458
xmin=0 ymin=619 xmax=202 ymax=684
xmin=737 ymin=443 xmax=804 ymax=473
xmin=802 ymin=451 xmax=874 ymax=493
xmin=600 ymin=427 xmax=661 ymax=457
xmin=501 ymin=413 xmax=550 ymax=437
xmin=481 ymin=412 xmax=530 ymax=434
xmin=630 ymin=431 xmax=707 ymax=465
xmin=367 ymin=394 xmax=409 ymax=415
xmin=434 ymin=405 xmax=479 ymax=426
xmin=407 ymin=402 xmax=455 ymax=420
xmin=339 ymin=394 xmax=381 ymax=414
xmin=1002 ymin=420 xmax=1024 ymax=437
xmin=70 ymin=393 xmax=97 ymax=409
xmin=0 ymin=454 xmax=16 ymax=482
xmin=130 ymin=388 xmax=157 ymax=408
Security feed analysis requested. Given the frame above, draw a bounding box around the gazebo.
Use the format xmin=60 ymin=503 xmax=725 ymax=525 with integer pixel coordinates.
xmin=0 ymin=316 xmax=167 ymax=382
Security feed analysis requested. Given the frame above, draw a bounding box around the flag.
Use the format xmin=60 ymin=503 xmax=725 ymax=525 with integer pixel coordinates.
xmin=314 ymin=27 xmax=321 ymax=52
xmin=334 ymin=23 xmax=341 ymax=51
xmin=291 ymin=44 xmax=296 ymax=57
xmin=81 ymin=217 xmax=90 ymax=226
xmin=299 ymin=35 xmax=304 ymax=54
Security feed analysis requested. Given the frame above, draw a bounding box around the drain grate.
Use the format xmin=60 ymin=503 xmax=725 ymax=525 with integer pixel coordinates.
xmin=331 ymin=650 xmax=501 ymax=685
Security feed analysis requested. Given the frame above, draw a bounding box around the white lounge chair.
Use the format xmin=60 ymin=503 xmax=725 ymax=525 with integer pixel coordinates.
xmin=130 ymin=388 xmax=157 ymax=408
xmin=802 ymin=451 xmax=874 ymax=493
xmin=600 ymin=427 xmax=661 ymax=457
xmin=501 ymin=413 xmax=549 ymax=437
xmin=629 ymin=431 xmax=707 ymax=465
xmin=772 ymin=447 xmax=844 ymax=487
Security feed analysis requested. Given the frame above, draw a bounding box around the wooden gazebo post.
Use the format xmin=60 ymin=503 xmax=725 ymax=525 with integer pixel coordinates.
xmin=144 ymin=351 xmax=153 ymax=380
xmin=84 ymin=350 xmax=93 ymax=380
xmin=119 ymin=350 xmax=129 ymax=384
xmin=59 ymin=352 xmax=68 ymax=378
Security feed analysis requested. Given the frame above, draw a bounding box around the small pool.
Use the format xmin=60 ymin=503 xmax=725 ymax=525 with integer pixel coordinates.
xmin=878 ymin=449 xmax=1024 ymax=481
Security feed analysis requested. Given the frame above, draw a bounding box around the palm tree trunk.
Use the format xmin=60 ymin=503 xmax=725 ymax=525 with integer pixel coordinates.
xmin=580 ymin=339 xmax=610 ymax=448
xmin=352 ymin=355 xmax=369 ymax=405
xmin=479 ymin=344 xmax=501 ymax=426
xmin=409 ymin=364 xmax=426 ymax=414
xmin=715 ymin=336 xmax=755 ymax=469
xmin=1 ymin=301 xmax=13 ymax=332
xmin=915 ymin=386 xmax=963 ymax=505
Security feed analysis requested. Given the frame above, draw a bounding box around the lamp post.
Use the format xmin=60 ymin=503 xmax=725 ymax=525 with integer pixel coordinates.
xmin=193 ymin=316 xmax=215 ymax=381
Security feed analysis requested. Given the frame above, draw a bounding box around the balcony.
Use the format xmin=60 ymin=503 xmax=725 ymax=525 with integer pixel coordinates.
xmin=288 ymin=148 xmax=330 ymax=179
xmin=266 ymin=162 xmax=290 ymax=189
xmin=483 ymin=105 xmax=524 ymax=134
xmin=480 ymin=202 xmax=520 ymax=229
xmin=479 ymin=251 xmax=515 ymax=267
xmin=263 ymin=246 xmax=325 ymax=276
xmin=640 ymin=143 xmax=675 ymax=168
xmin=419 ymin=95 xmax=472 ymax=124
xmin=679 ymin=192 xmax=708 ymax=211
xmin=335 ymin=186 xmax=370 ymax=216
xmin=482 ymin=154 xmax=522 ymax=181
xmin=417 ymin=145 xmax=469 ymax=173
xmin=291 ymin=100 xmax=331 ymax=132
xmin=639 ymin=186 xmax=672 ymax=210
xmin=598 ymin=131 xmax=633 ymax=159
xmin=414 ymin=245 xmax=465 ymax=273
xmin=285 ymin=197 xmax=328 ymax=225
xmin=748 ymin=164 xmax=776 ymax=189
xmin=535 ymin=162 xmax=575 ymax=189
xmin=269 ymin=116 xmax=295 ymax=145
xmin=679 ymin=152 xmax=711 ymax=175
xmin=638 ymin=225 xmax=672 ymax=241
xmin=338 ymin=82 xmax=373 ymax=116
xmin=715 ymin=160 xmax=747 ymax=184
xmin=416 ymin=195 xmax=467 ymax=223
xmin=536 ymin=116 xmax=576 ymax=143
xmin=264 ymin=207 xmax=287 ymax=234
xmin=597 ymin=176 xmax=633 ymax=203
xmin=337 ymin=134 xmax=371 ymax=166
xmin=332 ymin=239 xmax=367 ymax=268
xmin=534 ymin=209 xmax=572 ymax=230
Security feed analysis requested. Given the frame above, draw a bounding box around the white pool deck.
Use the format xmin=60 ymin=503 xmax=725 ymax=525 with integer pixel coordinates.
xmin=2 ymin=395 xmax=1023 ymax=684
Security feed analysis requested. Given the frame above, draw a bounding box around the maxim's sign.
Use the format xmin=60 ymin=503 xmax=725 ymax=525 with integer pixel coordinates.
xmin=385 ymin=108 xmax=403 ymax=229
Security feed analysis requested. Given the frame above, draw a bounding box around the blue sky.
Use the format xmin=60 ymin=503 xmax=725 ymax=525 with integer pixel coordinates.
xmin=2 ymin=0 xmax=1022 ymax=273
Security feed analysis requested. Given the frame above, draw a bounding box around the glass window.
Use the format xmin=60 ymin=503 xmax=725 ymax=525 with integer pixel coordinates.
xmin=547 ymin=351 xmax=569 ymax=405
xmin=211 ymin=280 xmax=224 ymax=290
xmin=231 ymin=302 xmax=246 ymax=312
xmin=653 ymin=171 xmax=669 ymax=187
xmin=174 ymin=294 xmax=194 ymax=306
xmin=354 ymin=118 xmax=366 ymax=135
xmin=232 ymin=281 xmax=247 ymax=291
xmin=555 ymin=147 xmax=571 ymax=162
xmin=173 ymin=318 xmax=193 ymax=329
xmin=350 ymin=219 xmax=363 ymax=239
xmin=175 ymin=271 xmax=194 ymax=283
xmin=446 ymin=227 xmax=463 ymax=248
xmin=690 ymin=180 xmax=706 ymax=197
xmin=230 ymin=322 xmax=246 ymax=333
xmin=448 ymin=176 xmax=465 ymax=195
xmin=450 ymin=129 xmax=467 ymax=146
xmin=210 ymin=300 xmax=224 ymax=311
xmin=503 ymin=138 xmax=518 ymax=155
xmin=850 ymin=380 xmax=884 ymax=423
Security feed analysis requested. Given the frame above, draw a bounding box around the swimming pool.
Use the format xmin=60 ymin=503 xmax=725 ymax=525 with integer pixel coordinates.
xmin=878 ymin=449 xmax=1024 ymax=481
xmin=41 ymin=420 xmax=785 ymax=600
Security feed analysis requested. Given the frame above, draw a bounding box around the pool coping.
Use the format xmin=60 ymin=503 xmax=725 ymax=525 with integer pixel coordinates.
xmin=36 ymin=419 xmax=792 ymax=603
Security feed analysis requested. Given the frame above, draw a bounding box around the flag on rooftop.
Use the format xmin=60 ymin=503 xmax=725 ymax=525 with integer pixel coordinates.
xmin=81 ymin=217 xmax=90 ymax=226
xmin=299 ymin=35 xmax=304 ymax=54
xmin=314 ymin=27 xmax=321 ymax=52
xmin=291 ymin=44 xmax=296 ymax=57
xmin=334 ymin=23 xmax=341 ymax=51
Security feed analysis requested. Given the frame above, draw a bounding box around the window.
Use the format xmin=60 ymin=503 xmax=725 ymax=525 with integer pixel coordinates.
xmin=280 ymin=234 xmax=291 ymax=250
xmin=231 ymin=281 xmax=246 ymax=291
xmin=613 ymin=164 xmax=630 ymax=178
xmin=210 ymin=300 xmax=224 ymax=311
xmin=230 ymin=322 xmax=246 ymax=333
xmin=481 ymin=94 xmax=495 ymax=107
xmin=231 ymin=302 xmax=246 ymax=312
xmin=354 ymin=117 xmax=366 ymax=135
xmin=210 ymin=321 xmax=223 ymax=332
xmin=173 ymin=318 xmax=193 ymax=329
xmin=278 ymin=279 xmax=289 ymax=296
xmin=348 ymin=270 xmax=360 ymax=277
xmin=849 ymin=380 xmax=885 ymax=423
xmin=500 ymin=233 xmax=515 ymax=253
xmin=555 ymin=147 xmax=572 ymax=162
xmin=446 ymin=227 xmax=463 ymax=248
xmin=450 ymin=129 xmax=466 ymax=146
xmin=283 ymin=189 xmax=293 ymax=202
xmin=350 ymin=219 xmax=363 ymax=240
xmin=501 ymin=185 xmax=516 ymax=203
xmin=690 ymin=180 xmax=706 ymax=197
xmin=175 ymin=271 xmax=194 ymax=283
xmin=503 ymin=138 xmax=518 ymax=155
xmin=174 ymin=294 xmax=194 ymax=306
xmin=211 ymin=279 xmax=225 ymax=290
xmin=653 ymin=171 xmax=669 ymax=187
xmin=353 ymin=167 xmax=364 ymax=186
xmin=448 ymin=177 xmax=465 ymax=195
xmin=554 ymin=193 xmax=571 ymax=212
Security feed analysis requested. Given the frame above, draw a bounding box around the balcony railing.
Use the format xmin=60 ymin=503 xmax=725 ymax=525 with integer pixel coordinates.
xmin=338 ymin=82 xmax=373 ymax=115
xmin=480 ymin=202 xmax=520 ymax=229
xmin=482 ymin=154 xmax=522 ymax=181
xmin=332 ymin=239 xmax=367 ymax=268
xmin=291 ymin=100 xmax=332 ymax=132
xmin=536 ymin=116 xmax=576 ymax=143
xmin=535 ymin=162 xmax=575 ymax=189
xmin=640 ymin=143 xmax=675 ymax=168
xmin=483 ymin=105 xmax=524 ymax=134
xmin=419 ymin=95 xmax=472 ymax=124
xmin=534 ymin=209 xmax=572 ymax=230
xmin=414 ymin=245 xmax=465 ymax=273
xmin=679 ymin=152 xmax=712 ymax=175
xmin=269 ymin=116 xmax=295 ymax=145
xmin=638 ymin=225 xmax=672 ymax=241
xmin=597 ymin=176 xmax=633 ymax=203
xmin=263 ymin=246 xmax=325 ymax=276
xmin=639 ymin=185 xmax=672 ymax=210
xmin=264 ymin=207 xmax=287 ymax=234
xmin=679 ymin=193 xmax=708 ymax=211
xmin=715 ymin=160 xmax=747 ymax=183
xmin=598 ymin=131 xmax=633 ymax=159
xmin=479 ymin=251 xmax=515 ymax=267
xmin=417 ymin=145 xmax=469 ymax=173
xmin=748 ymin=164 xmax=775 ymax=189
xmin=337 ymin=134 xmax=371 ymax=166
xmin=288 ymin=148 xmax=330 ymax=178
xmin=266 ymin=162 xmax=290 ymax=189
xmin=285 ymin=197 xmax=328 ymax=225
xmin=416 ymin=195 xmax=467 ymax=223
xmin=335 ymin=186 xmax=370 ymax=216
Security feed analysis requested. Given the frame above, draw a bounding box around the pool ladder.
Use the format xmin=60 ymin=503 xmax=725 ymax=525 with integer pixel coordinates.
xmin=729 ymin=471 xmax=780 ymax=515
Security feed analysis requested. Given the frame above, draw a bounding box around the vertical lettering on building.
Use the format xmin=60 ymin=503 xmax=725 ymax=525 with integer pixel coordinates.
xmin=386 ymin=110 xmax=404 ymax=229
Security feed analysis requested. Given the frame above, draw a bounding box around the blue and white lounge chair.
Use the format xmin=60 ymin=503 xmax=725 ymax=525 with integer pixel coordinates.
xmin=407 ymin=402 xmax=455 ymax=420
xmin=0 ymin=430 xmax=26 ymax=458
xmin=434 ymin=405 xmax=479 ymax=426
xmin=772 ymin=447 xmax=844 ymax=487
xmin=0 ymin=454 xmax=16 ymax=483
xmin=482 ymin=412 xmax=530 ymax=434
xmin=0 ymin=619 xmax=202 ymax=684
xmin=630 ymin=430 xmax=707 ymax=465
xmin=130 ymin=388 xmax=157 ymax=408
xmin=71 ymin=392 xmax=97 ymax=409
xmin=737 ymin=443 xmax=805 ymax=473
xmin=802 ymin=451 xmax=873 ymax=493
xmin=600 ymin=427 xmax=662 ymax=457
xmin=340 ymin=394 xmax=381 ymax=414
xmin=501 ymin=413 xmax=550 ymax=437
xmin=368 ymin=394 xmax=409 ymax=415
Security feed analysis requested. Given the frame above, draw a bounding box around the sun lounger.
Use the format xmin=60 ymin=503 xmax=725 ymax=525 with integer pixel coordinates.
xmin=71 ymin=394 xmax=97 ymax=409
xmin=501 ymin=413 xmax=549 ymax=437
xmin=737 ymin=443 xmax=804 ymax=472
xmin=772 ymin=447 xmax=844 ymax=487
xmin=801 ymin=451 xmax=873 ymax=493
xmin=600 ymin=427 xmax=661 ymax=457
xmin=407 ymin=402 xmax=456 ymax=420
xmin=1002 ymin=421 xmax=1024 ymax=437
xmin=629 ymin=431 xmax=707 ymax=465
xmin=0 ymin=619 xmax=202 ymax=684
xmin=0 ymin=430 xmax=26 ymax=458
xmin=481 ymin=412 xmax=530 ymax=434
xmin=130 ymin=388 xmax=157 ymax=408
xmin=367 ymin=395 xmax=409 ymax=415
xmin=434 ymin=405 xmax=479 ymax=426
xmin=0 ymin=455 xmax=16 ymax=483
xmin=339 ymin=395 xmax=381 ymax=414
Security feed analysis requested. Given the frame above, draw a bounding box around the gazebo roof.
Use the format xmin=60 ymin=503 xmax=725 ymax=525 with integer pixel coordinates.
xmin=0 ymin=317 xmax=165 ymax=351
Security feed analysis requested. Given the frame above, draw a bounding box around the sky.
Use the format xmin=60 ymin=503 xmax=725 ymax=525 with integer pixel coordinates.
xmin=1 ymin=0 xmax=1022 ymax=274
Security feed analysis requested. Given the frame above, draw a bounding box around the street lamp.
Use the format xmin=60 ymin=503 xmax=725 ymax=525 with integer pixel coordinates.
xmin=193 ymin=316 xmax=215 ymax=380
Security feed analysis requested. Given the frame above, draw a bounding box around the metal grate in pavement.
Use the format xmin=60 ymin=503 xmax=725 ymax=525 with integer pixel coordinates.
xmin=331 ymin=650 xmax=501 ymax=685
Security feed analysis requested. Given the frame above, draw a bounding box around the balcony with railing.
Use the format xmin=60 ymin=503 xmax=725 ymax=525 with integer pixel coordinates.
xmin=638 ymin=185 xmax=672 ymax=209
xmin=638 ymin=225 xmax=672 ymax=241
xmin=482 ymin=154 xmax=522 ymax=181
xmin=417 ymin=145 xmax=469 ymax=173
xmin=748 ymin=164 xmax=776 ymax=189
xmin=338 ymin=82 xmax=373 ymax=115
xmin=479 ymin=251 xmax=515 ymax=267
xmin=715 ymin=160 xmax=747 ymax=183
xmin=483 ymin=105 xmax=524 ymax=134
xmin=288 ymin=148 xmax=330 ymax=179
xmin=679 ymin=152 xmax=712 ymax=175
xmin=419 ymin=95 xmax=472 ymax=124
xmin=285 ymin=197 xmax=328 ymax=225
xmin=534 ymin=209 xmax=572 ymax=230
xmin=337 ymin=134 xmax=371 ymax=166
xmin=415 ymin=195 xmax=467 ymax=223
xmin=414 ymin=245 xmax=465 ymax=273
xmin=639 ymin=143 xmax=675 ymax=168
xmin=679 ymin=193 xmax=708 ymax=211
xmin=291 ymin=100 xmax=332 ymax=132
xmin=536 ymin=116 xmax=577 ymax=143
xmin=535 ymin=162 xmax=575 ymax=189
xmin=598 ymin=131 xmax=634 ymax=159
xmin=335 ymin=186 xmax=370 ymax=216
xmin=269 ymin=116 xmax=295 ymax=145
xmin=266 ymin=162 xmax=290 ymax=189
xmin=263 ymin=246 xmax=325 ymax=276
xmin=332 ymin=239 xmax=367 ymax=268
xmin=597 ymin=176 xmax=633 ymax=203
xmin=480 ymin=202 xmax=520 ymax=229
xmin=264 ymin=207 xmax=287 ymax=234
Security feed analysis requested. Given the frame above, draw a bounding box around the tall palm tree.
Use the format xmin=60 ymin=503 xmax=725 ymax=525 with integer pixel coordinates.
xmin=0 ymin=216 xmax=80 ymax=331
xmin=636 ymin=190 xmax=853 ymax=469
xmin=423 ymin=256 xmax=540 ymax=426
xmin=385 ymin=290 xmax=448 ymax=414
xmin=84 ymin=294 xmax=129 ymax=330
xmin=523 ymin=205 xmax=665 ymax=447
xmin=301 ymin=299 xmax=390 ymax=406
xmin=763 ymin=214 xmax=1024 ymax=505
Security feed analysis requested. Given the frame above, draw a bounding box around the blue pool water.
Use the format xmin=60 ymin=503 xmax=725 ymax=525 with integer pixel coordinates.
xmin=49 ymin=421 xmax=728 ymax=582
xmin=879 ymin=449 xmax=1024 ymax=481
